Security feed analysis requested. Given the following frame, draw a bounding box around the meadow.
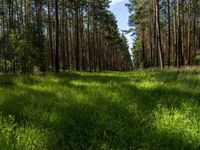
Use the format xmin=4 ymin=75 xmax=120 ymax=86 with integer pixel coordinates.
xmin=0 ymin=69 xmax=200 ymax=150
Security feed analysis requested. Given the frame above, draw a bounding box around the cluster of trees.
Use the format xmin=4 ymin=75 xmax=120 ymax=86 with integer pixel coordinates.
xmin=127 ymin=0 xmax=200 ymax=68
xmin=0 ymin=0 xmax=133 ymax=73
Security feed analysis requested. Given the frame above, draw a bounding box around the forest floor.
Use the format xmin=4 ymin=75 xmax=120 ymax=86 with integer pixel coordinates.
xmin=0 ymin=68 xmax=200 ymax=149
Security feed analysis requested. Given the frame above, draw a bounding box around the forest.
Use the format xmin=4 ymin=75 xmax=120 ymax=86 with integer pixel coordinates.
xmin=0 ymin=0 xmax=132 ymax=73
xmin=127 ymin=0 xmax=200 ymax=68
xmin=0 ymin=0 xmax=200 ymax=150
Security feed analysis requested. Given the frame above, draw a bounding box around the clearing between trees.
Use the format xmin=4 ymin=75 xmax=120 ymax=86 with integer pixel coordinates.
xmin=0 ymin=69 xmax=200 ymax=149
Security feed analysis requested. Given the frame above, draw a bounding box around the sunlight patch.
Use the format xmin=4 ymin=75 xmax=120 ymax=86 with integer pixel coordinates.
xmin=151 ymin=103 xmax=200 ymax=148
xmin=136 ymin=80 xmax=161 ymax=89
xmin=16 ymin=127 xmax=49 ymax=149
xmin=71 ymin=80 xmax=99 ymax=87
xmin=48 ymin=78 xmax=59 ymax=83
xmin=31 ymin=85 xmax=50 ymax=92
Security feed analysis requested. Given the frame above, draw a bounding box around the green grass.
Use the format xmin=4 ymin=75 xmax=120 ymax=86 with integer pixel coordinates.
xmin=0 ymin=69 xmax=200 ymax=149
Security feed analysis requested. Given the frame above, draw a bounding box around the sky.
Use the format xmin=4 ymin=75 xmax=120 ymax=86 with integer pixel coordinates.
xmin=110 ymin=0 xmax=132 ymax=50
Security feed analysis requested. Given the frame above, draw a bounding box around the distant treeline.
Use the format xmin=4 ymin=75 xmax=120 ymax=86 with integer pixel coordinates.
xmin=0 ymin=0 xmax=133 ymax=73
xmin=127 ymin=0 xmax=200 ymax=68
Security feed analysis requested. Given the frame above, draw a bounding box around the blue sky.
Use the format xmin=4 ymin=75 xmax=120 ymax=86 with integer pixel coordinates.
xmin=110 ymin=0 xmax=132 ymax=49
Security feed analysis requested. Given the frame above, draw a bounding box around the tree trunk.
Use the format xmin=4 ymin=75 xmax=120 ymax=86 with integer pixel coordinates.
xmin=55 ymin=0 xmax=60 ymax=72
xmin=155 ymin=0 xmax=164 ymax=69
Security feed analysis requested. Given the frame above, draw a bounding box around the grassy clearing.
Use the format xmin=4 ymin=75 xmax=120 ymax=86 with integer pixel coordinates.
xmin=0 ymin=69 xmax=200 ymax=149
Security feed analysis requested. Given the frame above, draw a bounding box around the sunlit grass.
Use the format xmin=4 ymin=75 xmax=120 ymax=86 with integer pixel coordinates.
xmin=151 ymin=101 xmax=200 ymax=149
xmin=0 ymin=69 xmax=200 ymax=149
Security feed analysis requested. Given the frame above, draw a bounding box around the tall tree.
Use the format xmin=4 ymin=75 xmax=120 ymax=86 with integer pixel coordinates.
xmin=55 ymin=0 xmax=60 ymax=72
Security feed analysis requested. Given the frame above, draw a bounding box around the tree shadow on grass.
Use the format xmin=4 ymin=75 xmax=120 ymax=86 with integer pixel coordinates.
xmin=0 ymin=72 xmax=200 ymax=149
xmin=56 ymin=73 xmax=200 ymax=149
xmin=55 ymin=72 xmax=200 ymax=149
xmin=152 ymin=70 xmax=200 ymax=88
xmin=54 ymin=70 xmax=200 ymax=92
xmin=55 ymin=72 xmax=130 ymax=84
xmin=0 ymin=75 xmax=15 ymax=87
xmin=0 ymin=85 xmax=144 ymax=149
